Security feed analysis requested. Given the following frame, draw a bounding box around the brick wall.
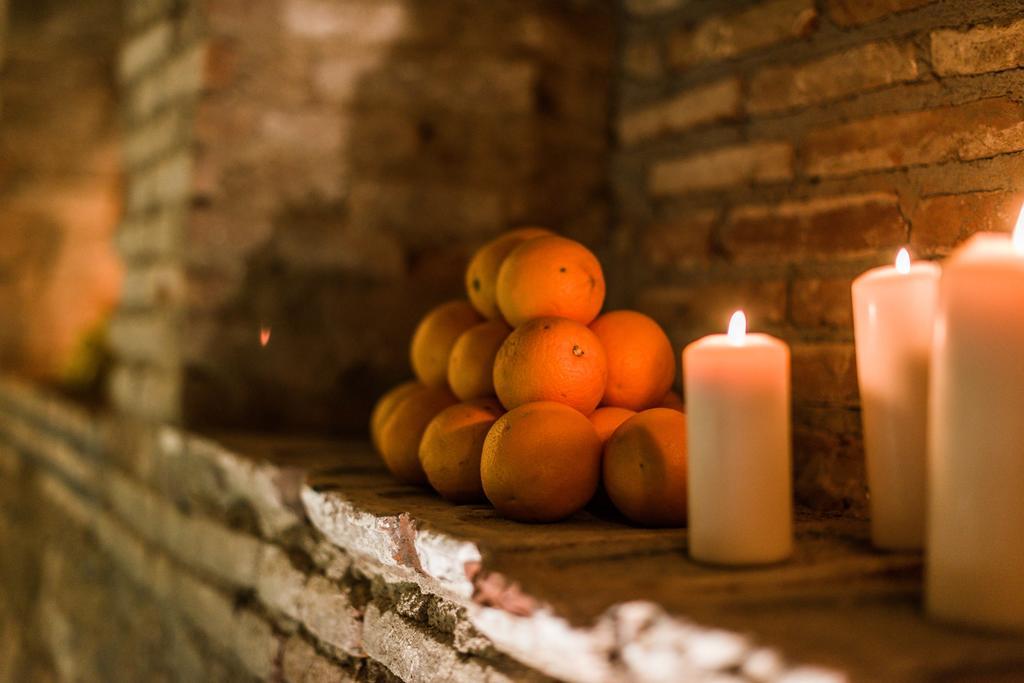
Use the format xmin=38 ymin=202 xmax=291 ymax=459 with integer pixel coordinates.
xmin=110 ymin=0 xmax=205 ymax=422
xmin=112 ymin=0 xmax=614 ymax=432
xmin=0 ymin=379 xmax=509 ymax=682
xmin=614 ymin=0 xmax=1024 ymax=514
xmin=108 ymin=0 xmax=1024 ymax=511
xmin=0 ymin=0 xmax=122 ymax=393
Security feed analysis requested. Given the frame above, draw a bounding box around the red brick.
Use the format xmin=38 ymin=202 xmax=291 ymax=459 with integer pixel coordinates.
xmin=119 ymin=22 xmax=172 ymax=82
xmin=668 ymin=0 xmax=817 ymax=69
xmin=790 ymin=276 xmax=854 ymax=331
xmin=640 ymin=209 xmax=718 ymax=270
xmin=826 ymin=0 xmax=933 ymax=27
xmin=792 ymin=406 xmax=867 ymax=514
xmin=931 ymin=18 xmax=1024 ymax=77
xmin=619 ymin=78 xmax=740 ymax=145
xmin=803 ymin=98 xmax=1024 ymax=177
xmin=909 ymin=190 xmax=1024 ymax=254
xmin=284 ymin=0 xmax=406 ymax=43
xmin=649 ymin=142 xmax=792 ymax=195
xmin=637 ymin=280 xmax=788 ymax=335
xmin=625 ymin=0 xmax=682 ymax=15
xmin=722 ymin=193 xmax=907 ymax=262
xmin=749 ymin=41 xmax=918 ymax=114
xmin=791 ymin=343 xmax=859 ymax=406
xmin=622 ymin=38 xmax=664 ymax=81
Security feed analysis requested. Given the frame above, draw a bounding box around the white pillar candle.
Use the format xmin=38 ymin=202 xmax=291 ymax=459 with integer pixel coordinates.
xmin=683 ymin=311 xmax=793 ymax=565
xmin=927 ymin=216 xmax=1024 ymax=631
xmin=852 ymin=248 xmax=940 ymax=550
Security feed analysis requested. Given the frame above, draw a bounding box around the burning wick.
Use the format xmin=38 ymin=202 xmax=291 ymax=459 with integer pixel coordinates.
xmin=727 ymin=310 xmax=746 ymax=345
xmin=895 ymin=247 xmax=911 ymax=274
xmin=259 ymin=326 xmax=272 ymax=347
xmin=1013 ymin=203 xmax=1024 ymax=255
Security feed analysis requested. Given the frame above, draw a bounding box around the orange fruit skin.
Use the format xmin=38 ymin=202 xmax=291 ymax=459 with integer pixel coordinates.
xmin=419 ymin=398 xmax=504 ymax=503
xmin=370 ymin=380 xmax=420 ymax=453
xmin=603 ymin=408 xmax=688 ymax=527
xmin=481 ymin=401 xmax=602 ymax=522
xmin=465 ymin=227 xmax=553 ymax=320
xmin=590 ymin=310 xmax=676 ymax=411
xmin=589 ymin=406 xmax=637 ymax=444
xmin=378 ymin=385 xmax=457 ymax=485
xmin=660 ymin=390 xmax=685 ymax=413
xmin=447 ymin=320 xmax=512 ymax=401
xmin=493 ymin=317 xmax=608 ymax=415
xmin=410 ymin=300 xmax=483 ymax=387
xmin=496 ymin=235 xmax=606 ymax=327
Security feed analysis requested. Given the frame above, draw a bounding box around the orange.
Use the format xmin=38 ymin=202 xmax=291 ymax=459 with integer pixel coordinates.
xmin=496 ymin=235 xmax=605 ymax=326
xmin=378 ymin=385 xmax=457 ymax=485
xmin=481 ymin=401 xmax=601 ymax=522
xmin=590 ymin=310 xmax=675 ymax=411
xmin=370 ymin=380 xmax=420 ymax=453
xmin=465 ymin=227 xmax=552 ymax=320
xmin=493 ymin=317 xmax=607 ymax=415
xmin=410 ymin=300 xmax=483 ymax=387
xmin=660 ymin=390 xmax=685 ymax=413
xmin=419 ymin=398 xmax=503 ymax=503
xmin=603 ymin=408 xmax=688 ymax=527
xmin=589 ymin=406 xmax=636 ymax=443
xmin=447 ymin=320 xmax=512 ymax=401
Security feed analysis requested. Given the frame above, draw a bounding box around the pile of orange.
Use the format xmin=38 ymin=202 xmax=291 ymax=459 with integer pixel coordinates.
xmin=371 ymin=228 xmax=688 ymax=526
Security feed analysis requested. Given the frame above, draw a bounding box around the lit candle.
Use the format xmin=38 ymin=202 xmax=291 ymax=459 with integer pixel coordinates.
xmin=927 ymin=207 xmax=1024 ymax=630
xmin=683 ymin=311 xmax=793 ymax=565
xmin=852 ymin=248 xmax=940 ymax=550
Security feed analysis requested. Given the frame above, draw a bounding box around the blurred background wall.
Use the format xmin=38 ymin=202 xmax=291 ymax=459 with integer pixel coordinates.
xmin=109 ymin=0 xmax=615 ymax=432
xmin=2 ymin=0 xmax=1024 ymax=516
xmin=0 ymin=0 xmax=123 ymax=400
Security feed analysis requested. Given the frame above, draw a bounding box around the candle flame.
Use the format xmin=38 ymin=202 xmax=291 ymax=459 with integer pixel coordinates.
xmin=727 ymin=310 xmax=746 ymax=344
xmin=259 ymin=326 xmax=271 ymax=347
xmin=895 ymin=247 xmax=911 ymax=274
xmin=1014 ymin=203 xmax=1024 ymax=254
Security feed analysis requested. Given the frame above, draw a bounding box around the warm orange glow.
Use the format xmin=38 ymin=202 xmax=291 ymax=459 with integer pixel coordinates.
xmin=1014 ymin=203 xmax=1024 ymax=254
xmin=896 ymin=247 xmax=911 ymax=274
xmin=728 ymin=310 xmax=746 ymax=344
xmin=260 ymin=326 xmax=271 ymax=347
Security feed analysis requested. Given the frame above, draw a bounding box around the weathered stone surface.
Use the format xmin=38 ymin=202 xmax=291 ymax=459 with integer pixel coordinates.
xmin=363 ymin=605 xmax=517 ymax=683
xmin=299 ymin=576 xmax=365 ymax=657
xmin=282 ymin=635 xmax=358 ymax=683
xmin=650 ymin=142 xmax=793 ymax=195
xmin=931 ymin=18 xmax=1024 ymax=76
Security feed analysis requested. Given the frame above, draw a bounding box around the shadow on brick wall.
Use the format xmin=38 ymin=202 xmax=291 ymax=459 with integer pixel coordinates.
xmin=182 ymin=0 xmax=615 ymax=434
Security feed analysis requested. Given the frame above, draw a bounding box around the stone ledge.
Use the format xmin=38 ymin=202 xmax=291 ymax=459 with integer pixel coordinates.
xmin=3 ymin=378 xmax=1024 ymax=682
xmin=297 ymin=445 xmax=1024 ymax=682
